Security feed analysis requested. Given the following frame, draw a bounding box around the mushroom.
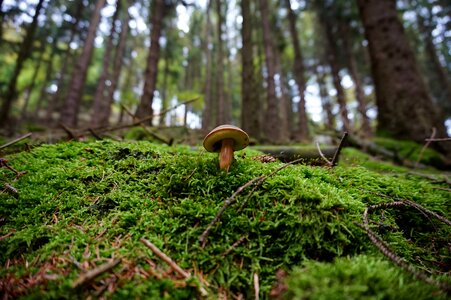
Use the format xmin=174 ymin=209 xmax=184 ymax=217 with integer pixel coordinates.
xmin=203 ymin=125 xmax=249 ymax=172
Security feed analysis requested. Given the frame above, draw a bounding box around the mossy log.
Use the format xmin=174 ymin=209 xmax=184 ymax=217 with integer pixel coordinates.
xmin=252 ymin=146 xmax=337 ymax=165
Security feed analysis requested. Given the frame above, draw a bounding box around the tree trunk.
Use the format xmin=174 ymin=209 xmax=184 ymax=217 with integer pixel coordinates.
xmin=240 ymin=0 xmax=261 ymax=140
xmin=91 ymin=0 xmax=120 ymax=128
xmin=0 ymin=0 xmax=4 ymax=46
xmin=159 ymin=47 xmax=170 ymax=126
xmin=101 ymin=1 xmax=130 ymax=127
xmin=60 ymin=0 xmax=106 ymax=127
xmin=21 ymin=50 xmax=45 ymax=120
xmin=285 ymin=0 xmax=310 ymax=141
xmin=45 ymin=0 xmax=84 ymax=124
xmin=273 ymin=49 xmax=290 ymax=143
xmin=316 ymin=65 xmax=335 ymax=130
xmin=0 ymin=0 xmax=45 ymax=128
xmin=135 ymin=0 xmax=165 ymax=124
xmin=414 ymin=2 xmax=451 ymax=117
xmin=215 ymin=0 xmax=227 ymax=125
xmin=341 ymin=21 xmax=372 ymax=138
xmin=202 ymin=0 xmax=213 ymax=131
xmin=259 ymin=0 xmax=281 ymax=143
xmin=357 ymin=0 xmax=449 ymax=156
xmin=322 ymin=18 xmax=351 ymax=132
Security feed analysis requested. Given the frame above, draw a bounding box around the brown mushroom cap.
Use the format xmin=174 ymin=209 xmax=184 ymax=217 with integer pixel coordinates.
xmin=203 ymin=125 xmax=249 ymax=152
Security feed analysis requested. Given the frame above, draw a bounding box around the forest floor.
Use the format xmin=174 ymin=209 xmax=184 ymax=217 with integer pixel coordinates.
xmin=0 ymin=129 xmax=450 ymax=299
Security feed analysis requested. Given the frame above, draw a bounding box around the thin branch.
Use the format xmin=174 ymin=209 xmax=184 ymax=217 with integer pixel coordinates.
xmin=199 ymin=157 xmax=306 ymax=247
xmin=88 ymin=128 xmax=103 ymax=140
xmin=359 ymin=200 xmax=451 ymax=292
xmin=425 ymin=138 xmax=451 ymax=142
xmin=121 ymin=105 xmax=173 ymax=145
xmin=415 ymin=127 xmax=436 ymax=168
xmin=140 ymin=238 xmax=208 ymax=296
xmin=91 ymin=97 xmax=200 ymax=133
xmin=331 ymin=131 xmax=348 ymax=166
xmin=140 ymin=238 xmax=190 ymax=278
xmin=72 ymin=258 xmax=121 ymax=288
xmin=59 ymin=123 xmax=78 ymax=140
xmin=253 ymin=272 xmax=260 ymax=300
xmin=316 ymin=142 xmax=332 ymax=166
xmin=0 ymin=133 xmax=32 ymax=150
xmin=221 ymin=235 xmax=248 ymax=257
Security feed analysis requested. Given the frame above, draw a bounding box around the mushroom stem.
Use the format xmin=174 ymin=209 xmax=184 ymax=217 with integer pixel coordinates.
xmin=219 ymin=138 xmax=235 ymax=171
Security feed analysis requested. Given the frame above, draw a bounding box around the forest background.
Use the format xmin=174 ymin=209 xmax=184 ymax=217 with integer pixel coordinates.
xmin=0 ymin=0 xmax=450 ymax=155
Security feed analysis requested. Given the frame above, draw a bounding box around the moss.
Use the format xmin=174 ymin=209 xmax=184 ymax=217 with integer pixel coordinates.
xmin=0 ymin=140 xmax=449 ymax=299
xmin=283 ymin=255 xmax=448 ymax=300
xmin=374 ymin=137 xmax=445 ymax=167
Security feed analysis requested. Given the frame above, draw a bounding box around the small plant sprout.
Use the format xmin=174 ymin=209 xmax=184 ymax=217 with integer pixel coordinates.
xmin=203 ymin=125 xmax=249 ymax=172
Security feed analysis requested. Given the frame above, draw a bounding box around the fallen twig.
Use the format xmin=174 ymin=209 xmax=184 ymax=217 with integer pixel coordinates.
xmin=316 ymin=142 xmax=332 ymax=166
xmin=89 ymin=97 xmax=200 ymax=134
xmin=253 ymin=272 xmax=260 ymax=300
xmin=140 ymin=238 xmax=208 ymax=296
xmin=221 ymin=235 xmax=248 ymax=257
xmin=72 ymin=258 xmax=121 ymax=288
xmin=0 ymin=133 xmax=32 ymax=150
xmin=121 ymin=105 xmax=173 ymax=145
xmin=59 ymin=123 xmax=78 ymax=140
xmin=331 ymin=131 xmax=348 ymax=166
xmin=425 ymin=137 xmax=451 ymax=142
xmin=415 ymin=127 xmax=436 ymax=168
xmin=358 ymin=200 xmax=451 ymax=292
xmin=140 ymin=238 xmax=190 ymax=278
xmin=199 ymin=157 xmax=306 ymax=247
xmin=88 ymin=128 xmax=103 ymax=140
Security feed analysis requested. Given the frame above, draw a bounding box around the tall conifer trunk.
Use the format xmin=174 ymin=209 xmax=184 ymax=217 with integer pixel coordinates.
xmin=240 ymin=0 xmax=261 ymax=140
xmin=357 ymin=0 xmax=449 ymax=156
xmin=90 ymin=0 xmax=120 ymax=127
xmin=135 ymin=0 xmax=165 ymax=124
xmin=323 ymin=18 xmax=351 ymax=132
xmin=215 ymin=0 xmax=226 ymax=125
xmin=0 ymin=0 xmax=45 ymax=128
xmin=202 ymin=0 xmax=213 ymax=131
xmin=46 ymin=0 xmax=84 ymax=124
xmin=285 ymin=0 xmax=310 ymax=141
xmin=60 ymin=0 xmax=106 ymax=127
xmin=341 ymin=21 xmax=372 ymax=137
xmin=259 ymin=0 xmax=281 ymax=143
xmin=102 ymin=1 xmax=130 ymax=127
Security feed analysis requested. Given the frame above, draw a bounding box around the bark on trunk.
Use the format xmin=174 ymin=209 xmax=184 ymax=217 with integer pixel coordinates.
xmin=45 ymin=0 xmax=84 ymax=124
xmin=273 ymin=49 xmax=290 ymax=143
xmin=215 ymin=0 xmax=227 ymax=125
xmin=285 ymin=0 xmax=310 ymax=141
xmin=159 ymin=46 xmax=170 ymax=126
xmin=102 ymin=2 xmax=130 ymax=127
xmin=60 ymin=0 xmax=106 ymax=127
xmin=91 ymin=0 xmax=120 ymax=127
xmin=240 ymin=0 xmax=261 ymax=140
xmin=0 ymin=0 xmax=45 ymax=128
xmin=259 ymin=0 xmax=281 ymax=143
xmin=21 ymin=50 xmax=45 ymax=119
xmin=135 ymin=0 xmax=165 ymax=124
xmin=323 ymin=18 xmax=351 ymax=132
xmin=357 ymin=0 xmax=449 ymax=156
xmin=0 ymin=0 xmax=4 ymax=46
xmin=341 ymin=21 xmax=372 ymax=138
xmin=201 ymin=0 xmax=213 ymax=131
xmin=316 ymin=65 xmax=335 ymax=130
xmin=415 ymin=4 xmax=451 ymax=116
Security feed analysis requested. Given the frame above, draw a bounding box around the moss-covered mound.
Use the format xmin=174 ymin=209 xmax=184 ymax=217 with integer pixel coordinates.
xmin=0 ymin=140 xmax=449 ymax=299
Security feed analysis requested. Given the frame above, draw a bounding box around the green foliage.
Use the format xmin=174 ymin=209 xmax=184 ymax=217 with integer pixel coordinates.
xmin=0 ymin=140 xmax=449 ymax=298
